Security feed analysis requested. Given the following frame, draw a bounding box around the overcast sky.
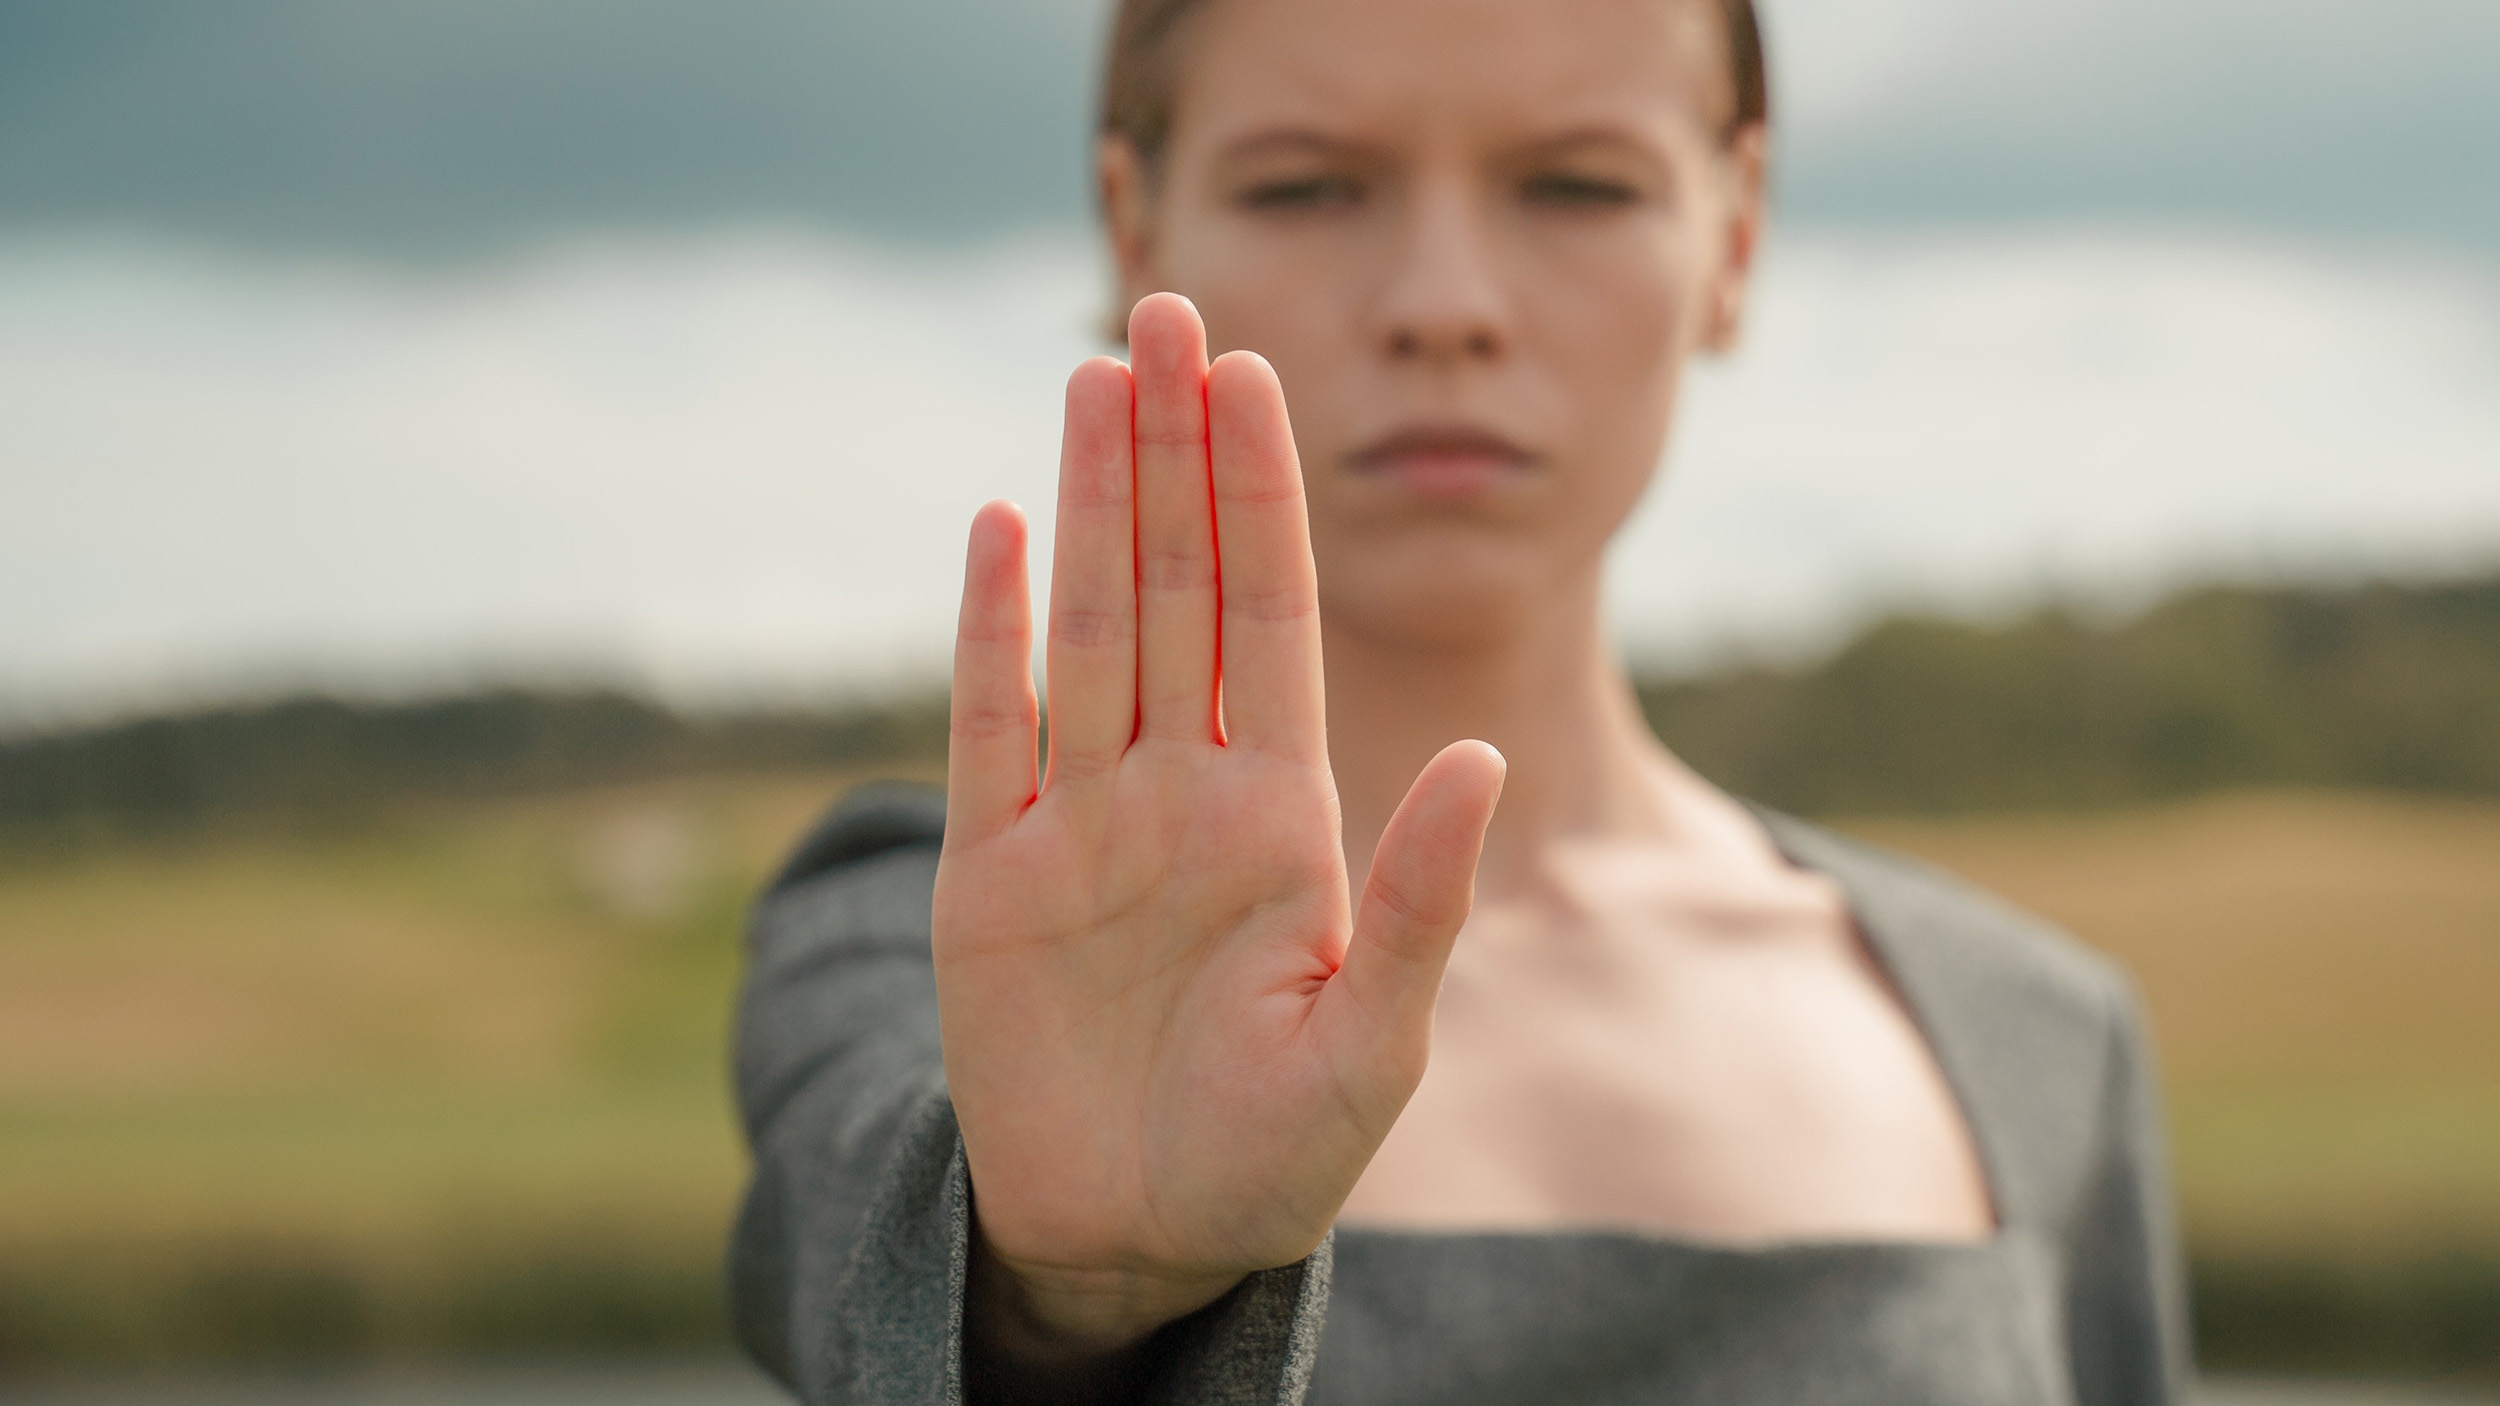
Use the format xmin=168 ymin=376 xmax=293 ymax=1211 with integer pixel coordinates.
xmin=5 ymin=1 xmax=2499 ymax=724
xmin=4 ymin=0 xmax=2496 ymax=255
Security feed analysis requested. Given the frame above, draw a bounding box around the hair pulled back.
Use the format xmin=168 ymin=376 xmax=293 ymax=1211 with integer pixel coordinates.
xmin=1099 ymin=0 xmax=1770 ymax=167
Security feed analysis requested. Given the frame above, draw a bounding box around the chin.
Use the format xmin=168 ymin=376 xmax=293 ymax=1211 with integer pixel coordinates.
xmin=1316 ymin=534 xmax=1561 ymax=654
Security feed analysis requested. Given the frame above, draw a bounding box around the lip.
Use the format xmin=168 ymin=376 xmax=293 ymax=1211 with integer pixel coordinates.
xmin=1348 ymin=424 xmax=1538 ymax=500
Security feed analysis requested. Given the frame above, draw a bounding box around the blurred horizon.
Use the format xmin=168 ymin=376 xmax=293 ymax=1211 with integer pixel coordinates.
xmin=5 ymin=0 xmax=2500 ymax=729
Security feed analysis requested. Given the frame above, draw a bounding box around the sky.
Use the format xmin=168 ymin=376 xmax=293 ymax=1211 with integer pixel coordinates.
xmin=4 ymin=0 xmax=2499 ymax=724
xmin=5 ymin=0 xmax=2495 ymax=251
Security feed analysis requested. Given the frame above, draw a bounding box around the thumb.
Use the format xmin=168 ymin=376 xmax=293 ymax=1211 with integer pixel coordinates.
xmin=1317 ymin=739 xmax=1506 ymax=1118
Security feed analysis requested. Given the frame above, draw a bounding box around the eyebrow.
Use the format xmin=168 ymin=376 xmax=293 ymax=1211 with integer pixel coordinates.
xmin=1210 ymin=128 xmax=1387 ymax=167
xmin=1209 ymin=120 xmax=1675 ymax=171
xmin=1511 ymin=123 xmax=1676 ymax=161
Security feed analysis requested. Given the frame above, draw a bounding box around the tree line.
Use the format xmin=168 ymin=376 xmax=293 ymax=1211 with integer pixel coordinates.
xmin=1644 ymin=572 xmax=2500 ymax=815
xmin=4 ymin=572 xmax=2495 ymax=842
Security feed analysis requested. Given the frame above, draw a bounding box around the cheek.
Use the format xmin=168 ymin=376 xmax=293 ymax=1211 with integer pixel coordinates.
xmin=1155 ymin=214 xmax=1379 ymax=457
xmin=1543 ymin=228 xmax=1692 ymax=411
xmin=1164 ymin=220 xmax=1353 ymax=368
xmin=1521 ymin=228 xmax=1701 ymax=510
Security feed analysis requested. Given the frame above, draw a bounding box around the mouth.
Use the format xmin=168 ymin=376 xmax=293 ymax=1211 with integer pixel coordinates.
xmin=1347 ymin=424 xmax=1538 ymax=500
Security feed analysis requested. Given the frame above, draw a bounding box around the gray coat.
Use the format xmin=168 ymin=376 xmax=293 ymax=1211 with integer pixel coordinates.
xmin=730 ymin=783 xmax=2191 ymax=1405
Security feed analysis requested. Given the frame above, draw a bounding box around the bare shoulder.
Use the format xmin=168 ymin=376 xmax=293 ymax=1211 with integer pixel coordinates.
xmin=1747 ymin=807 xmax=2157 ymax=1226
xmin=1750 ymin=807 xmax=2140 ymax=1028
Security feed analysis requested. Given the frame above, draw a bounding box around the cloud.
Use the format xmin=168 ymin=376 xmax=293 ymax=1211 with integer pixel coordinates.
xmin=1621 ymin=228 xmax=2500 ymax=663
xmin=0 ymin=229 xmax=1102 ymax=716
xmin=0 ymin=0 xmax=1105 ymax=253
xmin=1772 ymin=0 xmax=2500 ymax=246
xmin=5 ymin=226 xmax=2497 ymax=722
xmin=1 ymin=0 xmax=2494 ymax=255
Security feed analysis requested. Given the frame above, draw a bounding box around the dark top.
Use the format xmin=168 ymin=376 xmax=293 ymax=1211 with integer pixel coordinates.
xmin=729 ymin=783 xmax=2191 ymax=1405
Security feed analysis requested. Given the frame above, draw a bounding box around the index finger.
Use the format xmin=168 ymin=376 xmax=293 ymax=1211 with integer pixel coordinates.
xmin=1042 ymin=357 xmax=1139 ymax=789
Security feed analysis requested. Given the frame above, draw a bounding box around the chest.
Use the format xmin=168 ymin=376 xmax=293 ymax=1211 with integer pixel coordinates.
xmin=1339 ymin=905 xmax=1996 ymax=1241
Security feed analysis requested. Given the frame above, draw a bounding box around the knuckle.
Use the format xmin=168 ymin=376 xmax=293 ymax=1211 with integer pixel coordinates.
xmin=1364 ymin=875 xmax=1447 ymax=945
xmin=1217 ymin=477 xmax=1302 ymax=508
xmin=957 ymin=621 xmax=1025 ymax=647
xmin=1049 ymin=608 xmax=1135 ymax=650
xmin=1045 ymin=746 xmax=1116 ymax=783
xmin=1224 ymin=583 xmax=1317 ymax=624
xmin=1139 ymin=549 xmax=1216 ymax=592
xmin=951 ymin=703 xmax=1035 ymax=741
xmin=1062 ymin=486 xmax=1132 ymax=512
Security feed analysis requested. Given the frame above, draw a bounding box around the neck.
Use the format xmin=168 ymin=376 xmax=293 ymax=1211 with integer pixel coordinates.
xmin=1322 ymin=573 xmax=1681 ymax=899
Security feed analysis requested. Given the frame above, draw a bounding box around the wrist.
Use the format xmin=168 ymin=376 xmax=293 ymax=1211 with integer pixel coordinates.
xmin=968 ymin=1229 xmax=1245 ymax=1368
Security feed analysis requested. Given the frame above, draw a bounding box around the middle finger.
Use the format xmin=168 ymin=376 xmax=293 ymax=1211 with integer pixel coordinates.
xmin=1128 ymin=292 xmax=1220 ymax=744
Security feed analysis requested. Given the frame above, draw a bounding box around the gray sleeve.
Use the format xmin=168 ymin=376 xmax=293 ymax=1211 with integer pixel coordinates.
xmin=2062 ymin=975 xmax=2195 ymax=1406
xmin=727 ymin=784 xmax=1333 ymax=1405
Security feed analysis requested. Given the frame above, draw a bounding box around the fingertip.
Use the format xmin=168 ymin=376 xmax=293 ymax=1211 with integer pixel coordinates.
xmin=1132 ymin=289 xmax=1199 ymax=323
xmin=1068 ymin=354 xmax=1133 ymax=398
xmin=1207 ymin=350 xmax=1298 ymax=465
xmin=1428 ymin=740 xmax=1507 ymax=834
xmin=1208 ymin=347 xmax=1276 ymax=381
xmin=965 ymin=500 xmax=1028 ymax=572
xmin=958 ymin=503 xmax=1034 ymax=659
xmin=973 ymin=497 xmax=1027 ymax=534
xmin=1128 ymin=292 xmax=1208 ymax=364
xmin=1207 ymin=349 xmax=1284 ymax=412
xmin=1474 ymin=743 xmax=1508 ymax=809
xmin=1433 ymin=738 xmax=1506 ymax=785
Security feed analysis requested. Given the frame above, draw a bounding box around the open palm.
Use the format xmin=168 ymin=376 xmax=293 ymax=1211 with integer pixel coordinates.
xmin=932 ymin=293 xmax=1505 ymax=1346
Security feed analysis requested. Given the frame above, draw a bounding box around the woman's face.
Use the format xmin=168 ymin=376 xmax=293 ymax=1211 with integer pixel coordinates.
xmin=1104 ymin=0 xmax=1764 ymax=652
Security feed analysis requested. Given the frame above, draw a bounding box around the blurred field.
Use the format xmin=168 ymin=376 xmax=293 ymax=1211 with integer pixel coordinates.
xmin=0 ymin=775 xmax=2494 ymax=1378
xmin=0 ymin=767 xmax=934 ymax=1371
xmin=1850 ymin=793 xmax=2500 ymax=1260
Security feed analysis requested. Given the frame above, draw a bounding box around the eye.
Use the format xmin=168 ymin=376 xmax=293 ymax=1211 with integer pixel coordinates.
xmin=1520 ymin=172 xmax=1639 ymax=208
xmin=1238 ymin=174 xmax=1366 ymax=211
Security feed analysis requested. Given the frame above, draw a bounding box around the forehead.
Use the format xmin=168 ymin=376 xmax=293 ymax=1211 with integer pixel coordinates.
xmin=1166 ymin=0 xmax=1732 ymax=150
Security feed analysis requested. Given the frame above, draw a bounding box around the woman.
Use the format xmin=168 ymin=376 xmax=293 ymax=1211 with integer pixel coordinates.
xmin=731 ymin=0 xmax=2189 ymax=1400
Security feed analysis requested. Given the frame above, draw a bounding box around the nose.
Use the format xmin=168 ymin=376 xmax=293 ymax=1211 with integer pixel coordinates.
xmin=1374 ymin=179 xmax=1510 ymax=368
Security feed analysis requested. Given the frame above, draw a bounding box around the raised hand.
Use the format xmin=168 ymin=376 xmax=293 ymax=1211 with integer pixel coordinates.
xmin=932 ymin=293 xmax=1506 ymax=1359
